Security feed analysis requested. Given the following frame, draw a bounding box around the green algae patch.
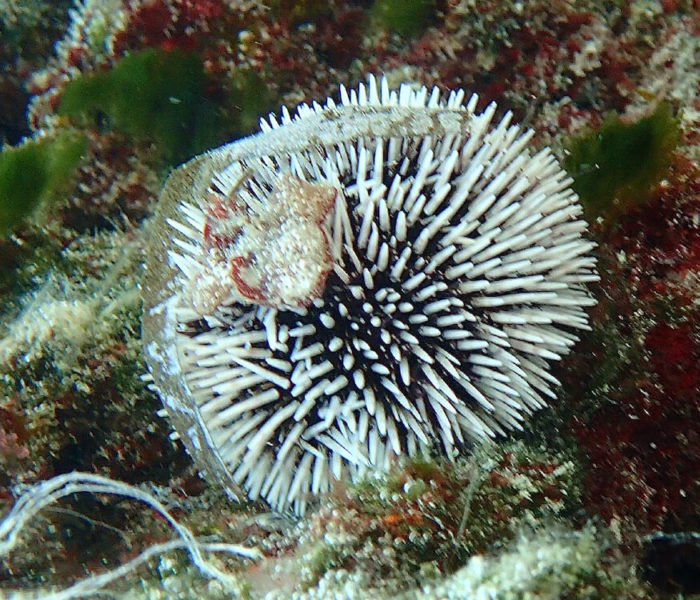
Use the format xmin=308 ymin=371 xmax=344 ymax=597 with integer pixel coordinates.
xmin=58 ymin=48 xmax=225 ymax=165
xmin=224 ymin=68 xmax=277 ymax=140
xmin=564 ymin=103 xmax=681 ymax=219
xmin=371 ymin=0 xmax=436 ymax=37
xmin=0 ymin=132 xmax=85 ymax=236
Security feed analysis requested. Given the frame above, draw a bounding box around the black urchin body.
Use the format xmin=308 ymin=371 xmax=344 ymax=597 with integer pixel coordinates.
xmin=142 ymin=76 xmax=597 ymax=514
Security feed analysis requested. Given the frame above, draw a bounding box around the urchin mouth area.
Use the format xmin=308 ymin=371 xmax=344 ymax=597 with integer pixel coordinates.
xmin=284 ymin=263 xmax=477 ymax=450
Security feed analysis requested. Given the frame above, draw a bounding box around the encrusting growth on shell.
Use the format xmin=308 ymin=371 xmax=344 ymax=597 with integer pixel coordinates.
xmin=183 ymin=172 xmax=336 ymax=313
xmin=142 ymin=75 xmax=598 ymax=514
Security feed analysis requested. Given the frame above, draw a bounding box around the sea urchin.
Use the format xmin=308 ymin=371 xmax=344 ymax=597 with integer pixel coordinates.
xmin=142 ymin=75 xmax=598 ymax=514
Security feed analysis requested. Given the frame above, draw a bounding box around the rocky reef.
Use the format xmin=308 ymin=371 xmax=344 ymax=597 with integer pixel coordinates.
xmin=0 ymin=1 xmax=698 ymax=598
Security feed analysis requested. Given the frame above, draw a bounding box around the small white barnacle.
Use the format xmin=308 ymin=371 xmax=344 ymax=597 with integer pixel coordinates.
xmin=142 ymin=75 xmax=598 ymax=514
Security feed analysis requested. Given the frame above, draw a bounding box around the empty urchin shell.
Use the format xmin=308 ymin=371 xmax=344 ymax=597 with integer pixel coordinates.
xmin=142 ymin=75 xmax=598 ymax=514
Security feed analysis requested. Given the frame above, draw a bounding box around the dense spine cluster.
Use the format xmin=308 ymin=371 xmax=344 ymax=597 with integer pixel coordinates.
xmin=143 ymin=75 xmax=597 ymax=513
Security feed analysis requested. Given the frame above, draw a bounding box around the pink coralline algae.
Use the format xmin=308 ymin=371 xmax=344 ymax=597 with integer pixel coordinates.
xmin=567 ymin=157 xmax=700 ymax=534
xmin=578 ymin=319 xmax=700 ymax=531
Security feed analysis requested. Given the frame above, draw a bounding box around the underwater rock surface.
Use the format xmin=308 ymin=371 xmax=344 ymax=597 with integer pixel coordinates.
xmin=0 ymin=1 xmax=698 ymax=598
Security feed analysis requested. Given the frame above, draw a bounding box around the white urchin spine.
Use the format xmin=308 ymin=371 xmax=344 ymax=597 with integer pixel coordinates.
xmin=142 ymin=74 xmax=598 ymax=514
